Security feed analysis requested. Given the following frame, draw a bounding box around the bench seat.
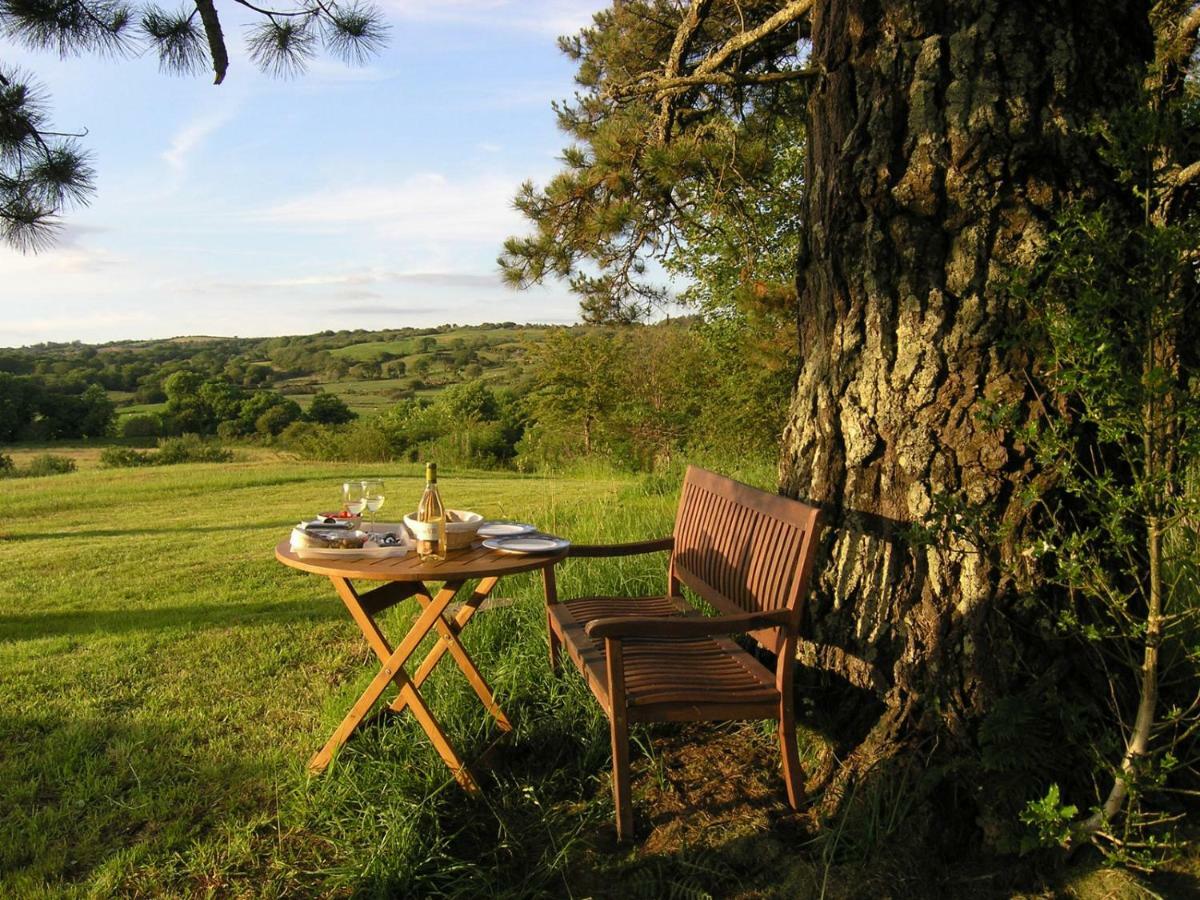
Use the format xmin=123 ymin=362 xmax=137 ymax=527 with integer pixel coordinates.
xmin=547 ymin=596 xmax=778 ymax=721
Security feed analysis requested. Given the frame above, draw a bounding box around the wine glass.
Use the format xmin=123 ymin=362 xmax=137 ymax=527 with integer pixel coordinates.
xmin=342 ymin=481 xmax=366 ymax=525
xmin=361 ymin=479 xmax=385 ymax=530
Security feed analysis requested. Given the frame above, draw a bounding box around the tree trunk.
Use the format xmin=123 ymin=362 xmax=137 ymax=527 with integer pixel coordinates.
xmin=780 ymin=0 xmax=1153 ymax=827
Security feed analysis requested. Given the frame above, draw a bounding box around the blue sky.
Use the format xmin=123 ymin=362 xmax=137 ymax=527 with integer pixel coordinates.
xmin=0 ymin=0 xmax=608 ymax=347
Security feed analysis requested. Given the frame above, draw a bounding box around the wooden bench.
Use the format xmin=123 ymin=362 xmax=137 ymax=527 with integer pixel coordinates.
xmin=542 ymin=465 xmax=822 ymax=840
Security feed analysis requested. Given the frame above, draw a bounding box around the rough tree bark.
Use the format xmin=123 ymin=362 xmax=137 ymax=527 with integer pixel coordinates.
xmin=779 ymin=0 xmax=1154 ymax=823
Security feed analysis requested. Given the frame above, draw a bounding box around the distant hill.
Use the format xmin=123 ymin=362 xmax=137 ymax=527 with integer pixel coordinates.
xmin=1 ymin=323 xmax=569 ymax=419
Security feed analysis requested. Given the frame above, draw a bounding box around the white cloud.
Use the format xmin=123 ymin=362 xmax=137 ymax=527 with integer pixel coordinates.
xmin=162 ymin=109 xmax=237 ymax=172
xmin=251 ymin=171 xmax=531 ymax=242
xmin=0 ymin=311 xmax=149 ymax=339
xmin=167 ymin=267 xmax=508 ymax=297
xmin=0 ymin=242 xmax=125 ymax=277
xmin=303 ymin=60 xmax=398 ymax=83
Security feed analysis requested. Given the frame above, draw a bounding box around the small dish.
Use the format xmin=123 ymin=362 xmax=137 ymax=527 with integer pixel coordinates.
xmin=482 ymin=536 xmax=571 ymax=555
xmin=476 ymin=522 xmax=536 ymax=539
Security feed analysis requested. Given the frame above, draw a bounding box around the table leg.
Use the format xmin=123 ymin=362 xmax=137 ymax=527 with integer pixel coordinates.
xmin=390 ymin=577 xmax=511 ymax=732
xmin=310 ymin=649 xmax=476 ymax=791
xmin=309 ymin=576 xmax=479 ymax=790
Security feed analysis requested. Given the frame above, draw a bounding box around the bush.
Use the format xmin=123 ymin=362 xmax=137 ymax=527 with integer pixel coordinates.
xmin=275 ymin=420 xmax=331 ymax=458
xmin=216 ymin=419 xmax=250 ymax=441
xmin=22 ymin=454 xmax=76 ymax=477
xmin=100 ymin=446 xmax=154 ymax=468
xmin=100 ymin=435 xmax=233 ymax=468
xmin=156 ymin=434 xmax=233 ymax=464
xmin=255 ymin=402 xmax=301 ymax=437
xmin=120 ymin=413 xmax=163 ymax=439
xmin=306 ymin=391 xmax=356 ymax=425
xmin=0 ymin=452 xmax=79 ymax=477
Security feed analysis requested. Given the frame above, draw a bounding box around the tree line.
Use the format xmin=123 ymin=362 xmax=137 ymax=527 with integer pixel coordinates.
xmin=0 ymin=316 xmax=795 ymax=474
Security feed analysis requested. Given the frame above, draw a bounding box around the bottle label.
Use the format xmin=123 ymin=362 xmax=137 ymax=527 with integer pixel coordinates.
xmin=409 ymin=519 xmax=443 ymax=542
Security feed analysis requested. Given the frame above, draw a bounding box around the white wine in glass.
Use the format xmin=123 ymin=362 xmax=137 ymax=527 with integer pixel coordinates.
xmin=361 ymin=480 xmax=384 ymax=528
xmin=342 ymin=481 xmax=366 ymax=519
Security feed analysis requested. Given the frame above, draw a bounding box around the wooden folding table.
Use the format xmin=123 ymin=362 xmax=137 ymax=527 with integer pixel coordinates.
xmin=275 ymin=540 xmax=567 ymax=789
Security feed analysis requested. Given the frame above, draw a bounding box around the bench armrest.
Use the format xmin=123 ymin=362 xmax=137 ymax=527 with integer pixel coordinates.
xmin=566 ymin=536 xmax=674 ymax=558
xmin=585 ymin=608 xmax=792 ymax=640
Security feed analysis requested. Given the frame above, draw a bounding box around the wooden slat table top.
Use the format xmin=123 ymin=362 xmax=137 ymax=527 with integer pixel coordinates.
xmin=274 ymin=540 xmax=568 ymax=581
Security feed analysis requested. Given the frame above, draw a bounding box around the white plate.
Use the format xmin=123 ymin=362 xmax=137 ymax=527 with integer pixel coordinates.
xmin=482 ymin=536 xmax=570 ymax=555
xmin=476 ymin=522 xmax=536 ymax=539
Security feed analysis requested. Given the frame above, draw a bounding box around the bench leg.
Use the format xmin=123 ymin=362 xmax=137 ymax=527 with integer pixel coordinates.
xmin=605 ymin=637 xmax=633 ymax=841
xmin=610 ymin=707 xmax=633 ymax=841
xmin=779 ymin=703 xmax=804 ymax=809
xmin=542 ymin=565 xmax=562 ymax=675
xmin=547 ymin=612 xmax=562 ymax=674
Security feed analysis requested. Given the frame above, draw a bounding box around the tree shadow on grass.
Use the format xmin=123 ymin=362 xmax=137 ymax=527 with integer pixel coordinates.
xmin=0 ymin=598 xmax=341 ymax=642
xmin=1 ymin=520 xmax=299 ymax=541
xmin=0 ymin=709 xmax=285 ymax=894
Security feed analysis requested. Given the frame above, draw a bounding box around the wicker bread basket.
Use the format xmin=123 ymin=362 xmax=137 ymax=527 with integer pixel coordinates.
xmin=403 ymin=509 xmax=483 ymax=551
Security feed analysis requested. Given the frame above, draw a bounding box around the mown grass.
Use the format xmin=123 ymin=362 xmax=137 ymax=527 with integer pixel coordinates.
xmin=5 ymin=457 xmax=1193 ymax=898
xmin=1 ymin=459 xmax=780 ymax=896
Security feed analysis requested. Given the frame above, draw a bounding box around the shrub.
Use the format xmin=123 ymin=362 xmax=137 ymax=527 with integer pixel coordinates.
xmin=100 ymin=446 xmax=154 ymax=468
xmin=275 ymin=421 xmax=330 ymax=458
xmin=0 ymin=453 xmax=13 ymax=475
xmin=255 ymin=401 xmax=301 ymax=437
xmin=102 ymin=436 xmax=233 ymax=467
xmin=155 ymin=434 xmax=233 ymax=464
xmin=306 ymin=391 xmax=356 ymax=425
xmin=22 ymin=454 xmax=76 ymax=477
xmin=120 ymin=413 xmax=163 ymax=439
xmin=216 ymin=420 xmax=249 ymax=441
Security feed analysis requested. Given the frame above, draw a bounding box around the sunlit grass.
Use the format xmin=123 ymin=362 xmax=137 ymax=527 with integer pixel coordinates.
xmin=4 ymin=457 xmax=1191 ymax=896
xmin=0 ymin=459 xmax=679 ymax=895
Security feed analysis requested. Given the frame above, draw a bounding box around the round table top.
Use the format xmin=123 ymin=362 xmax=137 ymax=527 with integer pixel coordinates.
xmin=275 ymin=540 xmax=568 ymax=582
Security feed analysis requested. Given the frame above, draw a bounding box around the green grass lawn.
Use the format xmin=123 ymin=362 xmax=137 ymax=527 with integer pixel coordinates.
xmin=2 ymin=459 xmax=808 ymax=896
xmin=5 ymin=459 xmax=1192 ymax=897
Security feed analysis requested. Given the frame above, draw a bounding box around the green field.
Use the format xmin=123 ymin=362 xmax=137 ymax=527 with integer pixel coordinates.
xmin=92 ymin=324 xmax=551 ymax=425
xmin=2 ymin=458 xmax=833 ymax=896
xmin=326 ymin=328 xmax=548 ymax=362
xmin=5 ymin=458 xmax=1191 ymax=897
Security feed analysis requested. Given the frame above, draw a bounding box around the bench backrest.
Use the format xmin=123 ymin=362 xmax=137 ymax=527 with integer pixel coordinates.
xmin=670 ymin=466 xmax=821 ymax=654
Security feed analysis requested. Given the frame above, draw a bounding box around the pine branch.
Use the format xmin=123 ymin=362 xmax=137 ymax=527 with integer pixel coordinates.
xmin=655 ymin=0 xmax=712 ymax=142
xmin=690 ymin=0 xmax=814 ymax=78
xmin=192 ymin=0 xmax=229 ymax=83
xmin=612 ymin=67 xmax=820 ymax=99
xmin=1173 ymin=159 xmax=1200 ymax=188
xmin=1176 ymin=4 xmax=1200 ymax=52
xmin=607 ymin=0 xmax=815 ymax=145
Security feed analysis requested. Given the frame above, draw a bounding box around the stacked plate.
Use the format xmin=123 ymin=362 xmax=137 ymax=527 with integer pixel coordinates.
xmin=477 ymin=522 xmax=570 ymax=555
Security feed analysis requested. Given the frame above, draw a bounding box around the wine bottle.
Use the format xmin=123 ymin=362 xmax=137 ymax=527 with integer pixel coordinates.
xmin=414 ymin=462 xmax=446 ymax=561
